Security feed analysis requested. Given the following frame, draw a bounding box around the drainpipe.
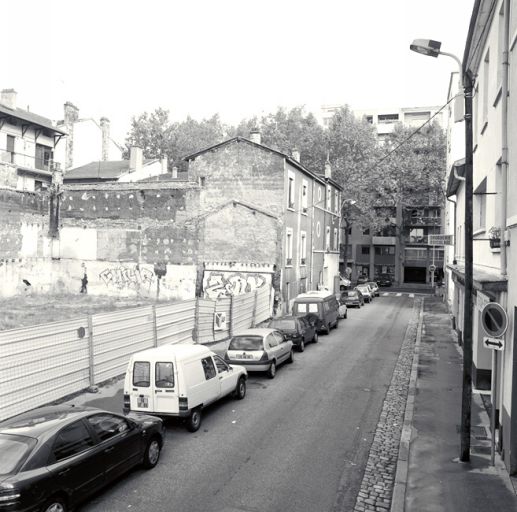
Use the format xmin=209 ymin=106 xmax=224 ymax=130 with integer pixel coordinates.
xmin=500 ymin=0 xmax=509 ymax=276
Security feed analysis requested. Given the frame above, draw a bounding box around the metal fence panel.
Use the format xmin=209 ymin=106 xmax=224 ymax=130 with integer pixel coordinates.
xmin=0 ymin=318 xmax=90 ymax=421
xmin=197 ymin=298 xmax=216 ymax=344
xmin=214 ymin=298 xmax=231 ymax=341
xmin=255 ymin=286 xmax=272 ymax=325
xmin=232 ymin=293 xmax=256 ymax=333
xmin=155 ymin=300 xmax=196 ymax=346
xmin=91 ymin=307 xmax=155 ymax=384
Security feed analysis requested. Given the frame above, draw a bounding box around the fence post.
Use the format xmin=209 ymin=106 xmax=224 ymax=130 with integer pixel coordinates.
xmin=251 ymin=290 xmax=258 ymax=328
xmin=229 ymin=295 xmax=234 ymax=338
xmin=87 ymin=314 xmax=98 ymax=393
xmin=152 ymin=305 xmax=158 ymax=347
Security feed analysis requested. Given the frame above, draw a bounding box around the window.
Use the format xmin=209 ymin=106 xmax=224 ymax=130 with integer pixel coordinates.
xmin=267 ymin=333 xmax=278 ymax=347
xmin=6 ymin=135 xmax=15 ymax=163
xmin=228 ymin=336 xmax=263 ymax=351
xmin=155 ymin=362 xmax=174 ymax=388
xmin=316 ymin=222 xmax=321 ymax=237
xmin=35 ymin=144 xmax=53 ymax=170
xmin=0 ymin=434 xmax=36 ymax=475
xmin=378 ymin=114 xmax=399 ymax=123
xmin=362 ymin=228 xmax=370 ymax=235
xmin=333 ymin=228 xmax=338 ymax=250
xmin=52 ymin=421 xmax=95 ymax=462
xmin=365 ymin=115 xmax=373 ymax=124
xmin=213 ymin=355 xmax=229 ymax=373
xmin=133 ymin=361 xmax=150 ymax=387
xmin=201 ymin=357 xmax=217 ymax=380
xmin=361 ymin=246 xmax=370 ymax=255
xmin=286 ymin=227 xmax=293 ymax=265
xmin=300 ymin=231 xmax=307 ymax=265
xmin=273 ymin=332 xmax=285 ymax=344
xmin=295 ymin=302 xmax=318 ymax=314
xmin=482 ymin=50 xmax=489 ymax=124
xmin=317 ymin=186 xmax=322 ymax=203
xmin=326 ymin=185 xmax=331 ymax=210
xmin=375 ymin=246 xmax=395 ymax=256
xmin=288 ymin=171 xmax=295 ymax=209
xmin=334 ymin=190 xmax=339 ymax=214
xmin=474 ymin=178 xmax=487 ymax=231
xmin=87 ymin=414 xmax=130 ymax=442
xmin=408 ymin=228 xmax=426 ymax=243
xmin=325 ymin=226 xmax=331 ymax=250
xmin=302 ymin=179 xmax=308 ymax=213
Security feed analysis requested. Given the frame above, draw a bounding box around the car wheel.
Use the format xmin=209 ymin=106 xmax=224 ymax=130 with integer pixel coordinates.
xmin=186 ymin=407 xmax=202 ymax=432
xmin=344 ymin=310 xmax=348 ymax=319
xmin=267 ymin=361 xmax=277 ymax=379
xmin=334 ymin=317 xmax=339 ymax=329
xmin=43 ymin=496 xmax=68 ymax=512
xmin=234 ymin=377 xmax=246 ymax=400
xmin=143 ymin=436 xmax=161 ymax=469
xmin=313 ymin=332 xmax=319 ymax=343
xmin=298 ymin=340 xmax=305 ymax=352
xmin=287 ymin=349 xmax=294 ymax=363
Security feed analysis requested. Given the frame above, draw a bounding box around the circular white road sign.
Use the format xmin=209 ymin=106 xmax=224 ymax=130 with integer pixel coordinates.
xmin=481 ymin=303 xmax=508 ymax=338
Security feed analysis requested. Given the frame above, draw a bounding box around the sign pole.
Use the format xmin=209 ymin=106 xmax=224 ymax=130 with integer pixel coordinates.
xmin=491 ymin=350 xmax=498 ymax=466
xmin=431 ymin=244 xmax=435 ymax=288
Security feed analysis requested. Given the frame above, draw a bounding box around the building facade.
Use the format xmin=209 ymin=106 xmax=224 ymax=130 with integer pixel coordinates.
xmin=445 ymin=0 xmax=517 ymax=475
xmin=184 ymin=135 xmax=342 ymax=312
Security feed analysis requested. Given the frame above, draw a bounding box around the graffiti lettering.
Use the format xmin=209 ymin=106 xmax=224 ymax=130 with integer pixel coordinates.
xmin=99 ymin=266 xmax=155 ymax=291
xmin=203 ymin=272 xmax=268 ymax=299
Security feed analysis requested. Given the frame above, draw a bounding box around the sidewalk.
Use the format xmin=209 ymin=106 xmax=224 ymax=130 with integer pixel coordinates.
xmin=398 ymin=296 xmax=517 ymax=511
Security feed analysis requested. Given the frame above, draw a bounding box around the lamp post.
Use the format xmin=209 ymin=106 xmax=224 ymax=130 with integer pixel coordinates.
xmin=410 ymin=39 xmax=474 ymax=462
xmin=340 ymin=199 xmax=357 ymax=279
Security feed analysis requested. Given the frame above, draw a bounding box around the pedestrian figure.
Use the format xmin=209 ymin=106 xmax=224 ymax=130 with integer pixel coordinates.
xmin=80 ymin=273 xmax=88 ymax=294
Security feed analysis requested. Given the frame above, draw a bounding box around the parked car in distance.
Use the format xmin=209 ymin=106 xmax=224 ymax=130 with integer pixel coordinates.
xmin=367 ymin=281 xmax=380 ymax=297
xmin=340 ymin=289 xmax=364 ymax=308
xmin=376 ymin=274 xmax=393 ymax=287
xmin=267 ymin=316 xmax=318 ymax=352
xmin=292 ymin=291 xmax=340 ymax=333
xmin=0 ymin=405 xmax=165 ymax=512
xmin=355 ymin=284 xmax=373 ymax=303
xmin=124 ymin=344 xmax=247 ymax=432
xmin=225 ymin=328 xmax=294 ymax=378
xmin=357 ymin=274 xmax=369 ymax=284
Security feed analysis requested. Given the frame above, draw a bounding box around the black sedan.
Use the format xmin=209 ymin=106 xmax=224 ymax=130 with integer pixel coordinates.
xmin=340 ymin=290 xmax=364 ymax=308
xmin=267 ymin=315 xmax=318 ymax=351
xmin=0 ymin=405 xmax=165 ymax=512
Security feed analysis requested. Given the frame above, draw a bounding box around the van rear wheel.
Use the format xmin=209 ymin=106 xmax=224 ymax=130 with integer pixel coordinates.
xmin=186 ymin=407 xmax=202 ymax=432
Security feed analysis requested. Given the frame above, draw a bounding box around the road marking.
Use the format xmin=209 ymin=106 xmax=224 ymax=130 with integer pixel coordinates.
xmin=396 ymin=293 xmax=402 ymax=297
xmin=409 ymin=293 xmax=414 ymax=298
xmin=382 ymin=293 xmax=390 ymax=296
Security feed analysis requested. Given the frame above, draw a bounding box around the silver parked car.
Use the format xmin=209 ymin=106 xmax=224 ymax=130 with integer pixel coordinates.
xmin=355 ymin=284 xmax=373 ymax=303
xmin=225 ymin=328 xmax=294 ymax=378
xmin=367 ymin=281 xmax=380 ymax=297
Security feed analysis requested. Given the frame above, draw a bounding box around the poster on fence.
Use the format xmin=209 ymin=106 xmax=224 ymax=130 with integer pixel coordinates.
xmin=214 ymin=312 xmax=227 ymax=331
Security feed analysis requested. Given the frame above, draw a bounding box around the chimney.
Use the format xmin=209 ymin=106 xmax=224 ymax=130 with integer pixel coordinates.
xmin=325 ymin=158 xmax=332 ymax=179
xmin=1 ymin=89 xmax=17 ymax=109
xmin=249 ymin=129 xmax=261 ymax=145
xmin=292 ymin=148 xmax=300 ymax=162
xmin=63 ymin=102 xmax=79 ymax=170
xmin=129 ymin=146 xmax=143 ymax=172
xmin=172 ymin=166 xmax=178 ymax=179
xmin=160 ymin=155 xmax=168 ymax=173
xmin=100 ymin=117 xmax=110 ymax=161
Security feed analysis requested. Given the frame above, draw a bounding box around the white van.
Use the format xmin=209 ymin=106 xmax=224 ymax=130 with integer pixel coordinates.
xmin=123 ymin=344 xmax=247 ymax=432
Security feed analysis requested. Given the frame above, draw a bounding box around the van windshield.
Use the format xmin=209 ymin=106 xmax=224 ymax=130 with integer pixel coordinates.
xmin=295 ymin=303 xmax=319 ymax=314
xmin=133 ymin=361 xmax=150 ymax=387
xmin=229 ymin=336 xmax=263 ymax=351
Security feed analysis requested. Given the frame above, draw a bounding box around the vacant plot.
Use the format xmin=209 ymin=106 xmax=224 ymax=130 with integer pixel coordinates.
xmin=0 ymin=294 xmax=173 ymax=331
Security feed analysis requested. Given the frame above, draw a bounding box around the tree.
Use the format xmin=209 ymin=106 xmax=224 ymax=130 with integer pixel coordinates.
xmin=124 ymin=108 xmax=172 ymax=160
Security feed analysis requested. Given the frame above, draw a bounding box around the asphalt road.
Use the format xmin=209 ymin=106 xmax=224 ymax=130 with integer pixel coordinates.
xmin=78 ymin=294 xmax=414 ymax=512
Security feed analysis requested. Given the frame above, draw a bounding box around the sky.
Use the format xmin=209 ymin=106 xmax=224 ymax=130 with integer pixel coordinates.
xmin=6 ymin=0 xmax=475 ymax=144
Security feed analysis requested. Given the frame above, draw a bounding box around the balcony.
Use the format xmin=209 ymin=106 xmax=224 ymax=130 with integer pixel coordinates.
xmin=403 ymin=215 xmax=442 ymax=227
xmin=372 ymin=236 xmax=397 ymax=245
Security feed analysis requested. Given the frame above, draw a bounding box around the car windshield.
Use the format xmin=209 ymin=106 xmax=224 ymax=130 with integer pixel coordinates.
xmin=357 ymin=286 xmax=369 ymax=293
xmin=344 ymin=291 xmax=358 ymax=298
xmin=0 ymin=434 xmax=36 ymax=475
xmin=269 ymin=319 xmax=296 ymax=330
xmin=229 ymin=336 xmax=263 ymax=351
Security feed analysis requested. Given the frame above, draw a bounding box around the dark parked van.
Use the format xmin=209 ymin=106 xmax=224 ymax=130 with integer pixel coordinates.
xmin=292 ymin=291 xmax=340 ymax=334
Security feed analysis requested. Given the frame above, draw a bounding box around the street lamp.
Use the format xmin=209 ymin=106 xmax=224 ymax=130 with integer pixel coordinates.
xmin=410 ymin=39 xmax=474 ymax=463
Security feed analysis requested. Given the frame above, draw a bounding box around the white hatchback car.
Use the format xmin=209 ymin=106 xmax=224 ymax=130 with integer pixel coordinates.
xmin=225 ymin=328 xmax=294 ymax=378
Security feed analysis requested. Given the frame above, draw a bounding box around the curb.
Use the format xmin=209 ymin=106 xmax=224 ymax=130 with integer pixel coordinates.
xmin=390 ymin=297 xmax=424 ymax=512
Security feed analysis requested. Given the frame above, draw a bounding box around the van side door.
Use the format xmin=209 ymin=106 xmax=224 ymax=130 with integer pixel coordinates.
xmin=213 ymin=354 xmax=237 ymax=397
xmin=200 ymin=356 xmax=220 ymax=405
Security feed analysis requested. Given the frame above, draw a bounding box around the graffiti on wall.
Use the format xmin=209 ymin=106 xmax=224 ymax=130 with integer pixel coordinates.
xmin=203 ymin=271 xmax=271 ymax=298
xmin=99 ymin=266 xmax=155 ymax=291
